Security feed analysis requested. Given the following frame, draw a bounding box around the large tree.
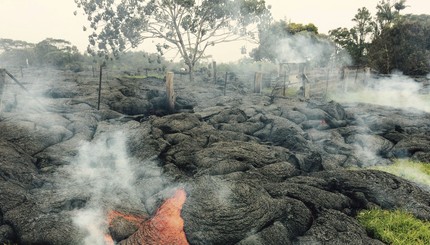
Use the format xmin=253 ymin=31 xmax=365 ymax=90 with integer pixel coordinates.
xmin=250 ymin=20 xmax=333 ymax=65
xmin=368 ymin=14 xmax=430 ymax=75
xmin=329 ymin=1 xmax=410 ymax=68
xmin=375 ymin=0 xmax=407 ymax=33
xmin=329 ymin=7 xmax=373 ymax=66
xmin=74 ymin=0 xmax=269 ymax=81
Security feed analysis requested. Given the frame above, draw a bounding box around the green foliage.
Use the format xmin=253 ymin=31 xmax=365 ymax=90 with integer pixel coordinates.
xmin=251 ymin=19 xmax=332 ymax=65
xmin=122 ymin=74 xmax=165 ymax=80
xmin=287 ymin=22 xmax=318 ymax=35
xmin=329 ymin=7 xmax=373 ymax=66
xmin=368 ymin=14 xmax=430 ymax=75
xmin=329 ymin=1 xmax=430 ymax=75
xmin=357 ymin=208 xmax=430 ymax=245
xmin=33 ymin=38 xmax=84 ymax=70
xmin=0 ymin=38 xmax=34 ymax=52
xmin=0 ymin=38 xmax=86 ymax=72
xmin=0 ymin=48 xmax=33 ymax=67
xmin=111 ymin=51 xmax=168 ymax=71
xmin=367 ymin=159 xmax=430 ymax=187
xmin=375 ymin=0 xmax=406 ymax=34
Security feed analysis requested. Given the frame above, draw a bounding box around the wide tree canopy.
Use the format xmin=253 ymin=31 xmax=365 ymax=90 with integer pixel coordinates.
xmin=74 ymin=0 xmax=269 ymax=80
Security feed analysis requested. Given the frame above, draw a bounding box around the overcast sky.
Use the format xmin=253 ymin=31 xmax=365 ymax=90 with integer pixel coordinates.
xmin=0 ymin=0 xmax=429 ymax=62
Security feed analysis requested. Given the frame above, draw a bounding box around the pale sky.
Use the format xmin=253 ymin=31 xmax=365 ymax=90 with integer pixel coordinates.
xmin=0 ymin=0 xmax=429 ymax=62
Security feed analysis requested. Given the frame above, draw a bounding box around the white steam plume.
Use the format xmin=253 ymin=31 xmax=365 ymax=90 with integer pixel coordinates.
xmin=57 ymin=130 xmax=169 ymax=245
xmin=66 ymin=131 xmax=141 ymax=245
xmin=276 ymin=34 xmax=337 ymax=66
xmin=332 ymin=72 xmax=430 ymax=112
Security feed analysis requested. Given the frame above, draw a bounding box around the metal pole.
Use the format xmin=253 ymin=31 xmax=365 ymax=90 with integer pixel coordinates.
xmin=213 ymin=61 xmax=217 ymax=83
xmin=97 ymin=65 xmax=102 ymax=110
xmin=0 ymin=69 xmax=5 ymax=95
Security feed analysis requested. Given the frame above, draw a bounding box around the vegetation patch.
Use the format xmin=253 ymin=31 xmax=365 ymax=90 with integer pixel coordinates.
xmin=357 ymin=208 xmax=430 ymax=245
xmin=367 ymin=159 xmax=430 ymax=187
xmin=120 ymin=73 xmax=166 ymax=80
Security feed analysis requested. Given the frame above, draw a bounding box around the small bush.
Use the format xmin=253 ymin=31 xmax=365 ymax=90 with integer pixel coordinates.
xmin=357 ymin=208 xmax=430 ymax=245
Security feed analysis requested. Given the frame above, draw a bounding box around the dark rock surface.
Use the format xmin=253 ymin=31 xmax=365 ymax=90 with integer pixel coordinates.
xmin=1 ymin=68 xmax=430 ymax=244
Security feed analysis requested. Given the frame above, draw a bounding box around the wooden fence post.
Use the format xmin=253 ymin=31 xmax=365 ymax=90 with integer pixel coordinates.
xmin=325 ymin=68 xmax=331 ymax=100
xmin=254 ymin=72 xmax=262 ymax=94
xmin=298 ymin=63 xmax=308 ymax=99
xmin=283 ymin=67 xmax=289 ymax=96
xmin=166 ymin=72 xmax=175 ymax=112
xmin=0 ymin=69 xmax=5 ymax=97
xmin=224 ymin=72 xmax=228 ymax=96
xmin=278 ymin=63 xmax=284 ymax=78
xmin=304 ymin=82 xmax=310 ymax=100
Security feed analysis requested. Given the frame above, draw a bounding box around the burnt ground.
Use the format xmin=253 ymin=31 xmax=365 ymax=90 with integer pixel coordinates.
xmin=1 ymin=67 xmax=430 ymax=244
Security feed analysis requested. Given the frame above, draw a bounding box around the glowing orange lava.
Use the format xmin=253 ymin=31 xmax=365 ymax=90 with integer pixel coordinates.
xmin=107 ymin=210 xmax=146 ymax=225
xmin=104 ymin=234 xmax=115 ymax=245
xmin=107 ymin=188 xmax=189 ymax=245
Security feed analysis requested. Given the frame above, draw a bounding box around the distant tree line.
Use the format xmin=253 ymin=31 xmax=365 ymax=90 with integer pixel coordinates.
xmin=0 ymin=38 xmax=85 ymax=71
xmin=0 ymin=38 xmax=171 ymax=73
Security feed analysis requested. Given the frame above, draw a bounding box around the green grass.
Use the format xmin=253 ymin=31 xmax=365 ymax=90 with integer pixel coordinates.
xmin=122 ymin=74 xmax=165 ymax=80
xmin=358 ymin=160 xmax=430 ymax=244
xmin=367 ymin=159 xmax=430 ymax=187
xmin=357 ymin=208 xmax=430 ymax=245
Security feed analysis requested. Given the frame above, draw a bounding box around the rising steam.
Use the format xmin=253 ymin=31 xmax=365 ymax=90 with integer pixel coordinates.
xmin=277 ymin=33 xmax=335 ymax=65
xmin=57 ymin=130 xmax=170 ymax=245
xmin=64 ymin=131 xmax=141 ymax=244
xmin=332 ymin=72 xmax=430 ymax=113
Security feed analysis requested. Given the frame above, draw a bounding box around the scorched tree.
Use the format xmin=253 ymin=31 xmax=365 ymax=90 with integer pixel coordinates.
xmin=74 ymin=0 xmax=269 ymax=81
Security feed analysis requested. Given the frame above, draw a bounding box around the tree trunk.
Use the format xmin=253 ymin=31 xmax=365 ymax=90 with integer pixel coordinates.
xmin=384 ymin=44 xmax=390 ymax=74
xmin=188 ymin=64 xmax=194 ymax=82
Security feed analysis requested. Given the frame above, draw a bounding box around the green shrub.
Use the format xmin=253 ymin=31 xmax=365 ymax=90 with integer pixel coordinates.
xmin=357 ymin=208 xmax=430 ymax=245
